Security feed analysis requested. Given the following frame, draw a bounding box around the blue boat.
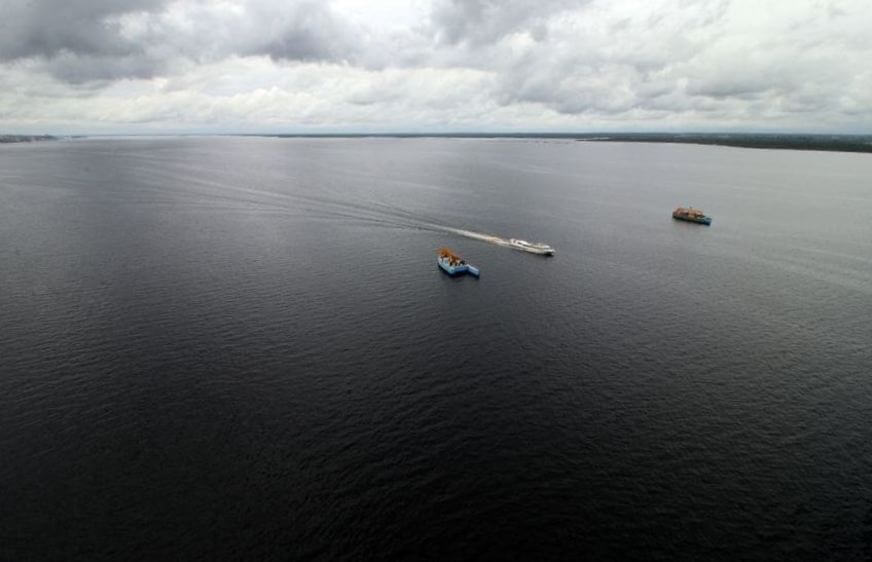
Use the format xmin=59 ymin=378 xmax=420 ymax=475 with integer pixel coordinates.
xmin=437 ymin=248 xmax=480 ymax=277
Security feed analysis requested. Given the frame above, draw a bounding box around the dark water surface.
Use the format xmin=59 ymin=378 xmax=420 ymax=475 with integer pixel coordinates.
xmin=2 ymin=137 xmax=871 ymax=560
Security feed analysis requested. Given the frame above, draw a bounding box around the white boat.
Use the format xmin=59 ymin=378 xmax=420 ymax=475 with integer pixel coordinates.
xmin=508 ymin=238 xmax=555 ymax=256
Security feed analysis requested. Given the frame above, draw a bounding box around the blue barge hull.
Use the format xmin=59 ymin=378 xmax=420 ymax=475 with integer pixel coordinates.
xmin=437 ymin=257 xmax=480 ymax=277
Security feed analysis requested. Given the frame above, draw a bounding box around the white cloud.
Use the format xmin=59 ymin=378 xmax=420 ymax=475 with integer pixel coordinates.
xmin=1 ymin=0 xmax=870 ymax=133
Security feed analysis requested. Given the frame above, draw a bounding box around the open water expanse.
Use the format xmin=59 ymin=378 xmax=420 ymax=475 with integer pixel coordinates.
xmin=1 ymin=137 xmax=871 ymax=560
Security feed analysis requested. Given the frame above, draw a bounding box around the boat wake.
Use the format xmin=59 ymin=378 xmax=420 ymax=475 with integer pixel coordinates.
xmin=299 ymin=198 xmax=544 ymax=254
xmin=428 ymin=226 xmax=513 ymax=249
xmin=290 ymin=190 xmax=521 ymax=250
xmin=137 ymin=163 xmax=546 ymax=253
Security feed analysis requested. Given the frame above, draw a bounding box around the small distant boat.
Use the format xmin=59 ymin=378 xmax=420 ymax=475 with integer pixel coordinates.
xmin=672 ymin=206 xmax=712 ymax=225
xmin=437 ymin=248 xmax=480 ymax=277
xmin=508 ymin=238 xmax=555 ymax=256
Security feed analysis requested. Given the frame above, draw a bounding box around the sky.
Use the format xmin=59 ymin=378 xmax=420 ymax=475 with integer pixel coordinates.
xmin=1 ymin=0 xmax=870 ymax=134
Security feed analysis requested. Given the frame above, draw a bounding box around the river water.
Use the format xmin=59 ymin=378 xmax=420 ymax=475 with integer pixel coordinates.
xmin=1 ymin=137 xmax=871 ymax=560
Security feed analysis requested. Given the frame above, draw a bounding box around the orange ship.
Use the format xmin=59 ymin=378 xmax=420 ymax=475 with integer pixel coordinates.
xmin=672 ymin=206 xmax=712 ymax=225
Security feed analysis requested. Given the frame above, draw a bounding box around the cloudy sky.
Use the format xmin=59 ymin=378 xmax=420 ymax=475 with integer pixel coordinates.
xmin=1 ymin=0 xmax=870 ymax=134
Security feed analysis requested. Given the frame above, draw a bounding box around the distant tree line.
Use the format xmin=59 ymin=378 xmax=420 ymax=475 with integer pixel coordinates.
xmin=0 ymin=134 xmax=58 ymax=143
xmin=259 ymin=132 xmax=872 ymax=154
xmin=579 ymin=133 xmax=872 ymax=154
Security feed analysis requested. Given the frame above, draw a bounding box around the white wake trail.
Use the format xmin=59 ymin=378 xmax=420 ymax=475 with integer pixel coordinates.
xmin=440 ymin=227 xmax=512 ymax=248
xmin=418 ymin=223 xmax=513 ymax=248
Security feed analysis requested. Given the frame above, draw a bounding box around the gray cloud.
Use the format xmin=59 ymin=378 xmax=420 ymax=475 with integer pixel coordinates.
xmin=0 ymin=0 xmax=168 ymax=60
xmin=0 ymin=0 xmax=359 ymax=83
xmin=476 ymin=1 xmax=723 ymax=116
xmin=240 ymin=1 xmax=359 ymax=62
xmin=480 ymin=0 xmax=872 ymax=125
xmin=136 ymin=0 xmax=360 ymax=64
xmin=39 ymin=53 xmax=170 ymax=85
xmin=1 ymin=0 xmax=871 ymax=132
xmin=429 ymin=0 xmax=580 ymax=45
